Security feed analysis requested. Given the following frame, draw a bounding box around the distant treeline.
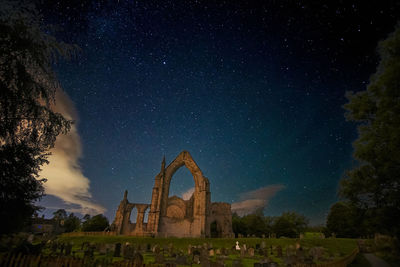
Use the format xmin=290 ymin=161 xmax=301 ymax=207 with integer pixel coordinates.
xmin=232 ymin=210 xmax=311 ymax=238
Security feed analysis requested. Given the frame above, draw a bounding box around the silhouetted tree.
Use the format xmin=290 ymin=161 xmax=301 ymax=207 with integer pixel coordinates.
xmin=0 ymin=0 xmax=75 ymax=234
xmin=326 ymin=202 xmax=359 ymax=237
xmin=82 ymin=214 xmax=109 ymax=232
xmin=52 ymin=209 xmax=67 ymax=220
xmin=341 ymin=25 xmax=400 ymax=238
xmin=64 ymin=213 xmax=81 ymax=232
xmin=273 ymin=212 xmax=308 ymax=238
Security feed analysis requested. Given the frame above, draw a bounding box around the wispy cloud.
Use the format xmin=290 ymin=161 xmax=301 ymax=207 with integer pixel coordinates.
xmin=39 ymin=89 xmax=106 ymax=215
xmin=231 ymin=184 xmax=285 ymax=216
xmin=182 ymin=187 xmax=195 ymax=200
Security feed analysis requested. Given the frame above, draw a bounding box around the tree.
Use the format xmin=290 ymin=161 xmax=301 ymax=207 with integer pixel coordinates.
xmin=52 ymin=209 xmax=67 ymax=220
xmin=64 ymin=213 xmax=81 ymax=232
xmin=326 ymin=202 xmax=359 ymax=237
xmin=82 ymin=214 xmax=109 ymax=232
xmin=0 ymin=1 xmax=75 ymax=234
xmin=341 ymin=25 xmax=400 ymax=238
xmin=273 ymin=212 xmax=308 ymax=238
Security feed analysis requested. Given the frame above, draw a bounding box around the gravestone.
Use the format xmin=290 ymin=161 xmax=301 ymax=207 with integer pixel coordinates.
xmin=235 ymin=241 xmax=240 ymax=250
xmin=261 ymin=241 xmax=266 ymax=249
xmin=65 ymin=243 xmax=72 ymax=256
xmin=248 ymin=247 xmax=255 ymax=257
xmin=153 ymin=244 xmax=160 ymax=254
xmin=286 ymin=245 xmax=295 ymax=256
xmin=114 ymin=243 xmax=121 ymax=257
xmin=133 ymin=252 xmax=143 ymax=267
xmin=98 ymin=243 xmax=107 ymax=255
xmin=240 ymin=245 xmax=246 ymax=257
xmin=209 ymin=249 xmax=215 ymax=256
xmin=155 ymin=253 xmax=165 ymax=264
xmin=123 ymin=245 xmax=134 ymax=259
xmin=309 ymin=247 xmax=324 ymax=261
xmin=193 ymin=255 xmax=200 ymax=264
xmin=296 ymin=247 xmax=305 ymax=261
xmin=176 ymin=254 xmax=187 ymax=265
xmin=215 ymin=248 xmax=221 ymax=255
xmin=276 ymin=245 xmax=283 ymax=257
xmin=188 ymin=245 xmax=193 ymax=255
xmin=220 ymin=247 xmax=227 ymax=256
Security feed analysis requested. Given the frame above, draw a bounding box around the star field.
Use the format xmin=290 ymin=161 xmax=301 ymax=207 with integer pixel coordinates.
xmin=37 ymin=0 xmax=400 ymax=224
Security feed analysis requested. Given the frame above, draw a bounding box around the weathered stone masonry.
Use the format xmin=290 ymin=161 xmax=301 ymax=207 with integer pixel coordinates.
xmin=111 ymin=151 xmax=233 ymax=237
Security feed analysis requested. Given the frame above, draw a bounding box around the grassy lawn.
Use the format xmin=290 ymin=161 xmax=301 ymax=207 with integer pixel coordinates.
xmin=52 ymin=235 xmax=358 ymax=266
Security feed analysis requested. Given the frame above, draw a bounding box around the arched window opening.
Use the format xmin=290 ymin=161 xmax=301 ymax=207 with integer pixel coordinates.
xmin=169 ymin=167 xmax=195 ymax=200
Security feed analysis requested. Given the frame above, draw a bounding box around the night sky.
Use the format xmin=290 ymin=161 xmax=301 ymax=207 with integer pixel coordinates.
xmin=34 ymin=0 xmax=400 ymax=225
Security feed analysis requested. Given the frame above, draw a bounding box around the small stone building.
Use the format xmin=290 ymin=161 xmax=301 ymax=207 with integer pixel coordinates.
xmin=111 ymin=151 xmax=233 ymax=237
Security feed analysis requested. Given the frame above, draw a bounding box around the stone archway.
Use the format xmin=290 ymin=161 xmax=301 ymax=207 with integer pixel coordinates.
xmin=113 ymin=151 xmax=233 ymax=237
xmin=147 ymin=151 xmax=211 ymax=237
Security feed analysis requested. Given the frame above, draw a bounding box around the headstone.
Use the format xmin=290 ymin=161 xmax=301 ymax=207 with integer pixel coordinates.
xmin=168 ymin=243 xmax=174 ymax=255
xmin=248 ymin=247 xmax=255 ymax=257
xmin=193 ymin=255 xmax=200 ymax=264
xmin=200 ymin=248 xmax=210 ymax=267
xmin=215 ymin=248 xmax=221 ymax=255
xmin=176 ymin=254 xmax=187 ymax=265
xmin=261 ymin=241 xmax=266 ymax=249
xmin=153 ymin=244 xmax=160 ymax=254
xmin=240 ymin=244 xmax=246 ymax=257
xmin=123 ymin=245 xmax=134 ymax=259
xmin=114 ymin=243 xmax=121 ymax=257
xmin=98 ymin=243 xmax=107 ymax=255
xmin=133 ymin=252 xmax=143 ymax=267
xmin=309 ymin=247 xmax=324 ymax=261
xmin=209 ymin=249 xmax=215 ymax=256
xmin=155 ymin=253 xmax=164 ymax=264
xmin=188 ymin=245 xmax=193 ymax=255
xmin=276 ymin=245 xmax=283 ymax=257
xmin=65 ymin=243 xmax=72 ymax=256
xmin=235 ymin=241 xmax=240 ymax=250
xmin=296 ymin=247 xmax=305 ymax=261
xmin=220 ymin=247 xmax=227 ymax=256
xmin=286 ymin=245 xmax=295 ymax=256
xmin=300 ymin=233 xmax=304 ymax=239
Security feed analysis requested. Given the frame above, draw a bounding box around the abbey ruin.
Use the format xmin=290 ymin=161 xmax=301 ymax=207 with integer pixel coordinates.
xmin=111 ymin=151 xmax=233 ymax=237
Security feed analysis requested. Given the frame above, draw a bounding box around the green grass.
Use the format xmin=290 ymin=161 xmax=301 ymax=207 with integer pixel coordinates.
xmin=54 ymin=235 xmax=358 ymax=266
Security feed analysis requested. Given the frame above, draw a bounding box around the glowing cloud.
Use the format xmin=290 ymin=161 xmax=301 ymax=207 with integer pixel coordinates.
xmin=39 ymin=89 xmax=105 ymax=215
xmin=231 ymin=184 xmax=285 ymax=216
xmin=182 ymin=187 xmax=195 ymax=200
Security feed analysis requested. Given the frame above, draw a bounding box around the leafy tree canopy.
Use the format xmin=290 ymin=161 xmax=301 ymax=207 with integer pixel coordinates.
xmin=82 ymin=214 xmax=109 ymax=232
xmin=341 ymin=25 xmax=400 ymax=238
xmin=0 ymin=0 xmax=75 ymax=234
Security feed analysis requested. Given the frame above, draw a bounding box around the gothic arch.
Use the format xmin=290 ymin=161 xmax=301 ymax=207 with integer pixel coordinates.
xmin=164 ymin=150 xmax=208 ymax=193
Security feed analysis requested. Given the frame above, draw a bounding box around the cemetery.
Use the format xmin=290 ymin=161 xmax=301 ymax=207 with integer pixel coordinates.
xmin=0 ymin=234 xmax=359 ymax=266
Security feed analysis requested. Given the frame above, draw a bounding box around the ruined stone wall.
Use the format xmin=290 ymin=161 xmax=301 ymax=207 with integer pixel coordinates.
xmin=112 ymin=151 xmax=233 ymax=237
